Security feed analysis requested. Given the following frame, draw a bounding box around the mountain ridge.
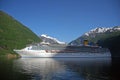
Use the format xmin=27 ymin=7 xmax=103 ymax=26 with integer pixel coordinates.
xmin=84 ymin=26 xmax=120 ymax=36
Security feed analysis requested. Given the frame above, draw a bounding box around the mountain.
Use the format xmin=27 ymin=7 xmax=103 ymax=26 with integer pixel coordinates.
xmin=69 ymin=26 xmax=120 ymax=46
xmin=0 ymin=11 xmax=41 ymax=55
xmin=69 ymin=26 xmax=120 ymax=57
xmin=40 ymin=34 xmax=65 ymax=44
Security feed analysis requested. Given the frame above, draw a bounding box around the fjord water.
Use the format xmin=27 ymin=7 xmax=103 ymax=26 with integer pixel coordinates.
xmin=0 ymin=57 xmax=113 ymax=80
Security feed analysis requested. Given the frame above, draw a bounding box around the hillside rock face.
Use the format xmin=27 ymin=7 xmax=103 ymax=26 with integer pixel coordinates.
xmin=0 ymin=11 xmax=41 ymax=55
xmin=40 ymin=34 xmax=65 ymax=44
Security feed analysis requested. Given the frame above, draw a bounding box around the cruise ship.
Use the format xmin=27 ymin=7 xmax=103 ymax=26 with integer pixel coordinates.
xmin=14 ymin=43 xmax=111 ymax=58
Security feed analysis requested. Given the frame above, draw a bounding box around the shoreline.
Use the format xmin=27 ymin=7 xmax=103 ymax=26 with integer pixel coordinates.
xmin=0 ymin=53 xmax=20 ymax=59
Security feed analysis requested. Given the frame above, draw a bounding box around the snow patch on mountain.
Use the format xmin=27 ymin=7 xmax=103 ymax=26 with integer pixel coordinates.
xmin=40 ymin=34 xmax=65 ymax=44
xmin=84 ymin=27 xmax=120 ymax=36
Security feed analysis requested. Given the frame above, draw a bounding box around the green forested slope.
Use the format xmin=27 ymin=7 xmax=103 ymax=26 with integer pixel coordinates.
xmin=0 ymin=11 xmax=41 ymax=55
xmin=98 ymin=35 xmax=120 ymax=57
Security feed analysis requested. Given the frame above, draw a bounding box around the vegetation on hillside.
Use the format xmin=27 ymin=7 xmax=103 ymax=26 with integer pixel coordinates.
xmin=98 ymin=35 xmax=120 ymax=57
xmin=0 ymin=11 xmax=41 ymax=55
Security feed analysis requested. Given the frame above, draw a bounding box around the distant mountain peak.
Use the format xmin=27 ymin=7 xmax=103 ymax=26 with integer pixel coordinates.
xmin=84 ymin=27 xmax=120 ymax=36
xmin=41 ymin=34 xmax=53 ymax=39
xmin=40 ymin=34 xmax=65 ymax=44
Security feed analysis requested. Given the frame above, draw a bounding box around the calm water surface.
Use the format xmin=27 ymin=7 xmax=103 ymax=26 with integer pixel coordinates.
xmin=0 ymin=57 xmax=113 ymax=80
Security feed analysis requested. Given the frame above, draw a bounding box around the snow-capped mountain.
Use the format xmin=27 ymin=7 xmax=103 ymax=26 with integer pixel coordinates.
xmin=84 ymin=26 xmax=120 ymax=36
xmin=40 ymin=34 xmax=65 ymax=44
xmin=69 ymin=26 xmax=120 ymax=46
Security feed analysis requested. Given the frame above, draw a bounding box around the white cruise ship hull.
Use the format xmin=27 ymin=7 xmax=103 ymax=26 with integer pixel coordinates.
xmin=14 ymin=49 xmax=111 ymax=58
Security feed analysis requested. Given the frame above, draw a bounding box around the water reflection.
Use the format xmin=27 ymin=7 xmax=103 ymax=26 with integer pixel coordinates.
xmin=14 ymin=58 xmax=111 ymax=80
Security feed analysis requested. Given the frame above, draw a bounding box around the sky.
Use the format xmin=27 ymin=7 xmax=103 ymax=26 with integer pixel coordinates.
xmin=0 ymin=0 xmax=120 ymax=43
